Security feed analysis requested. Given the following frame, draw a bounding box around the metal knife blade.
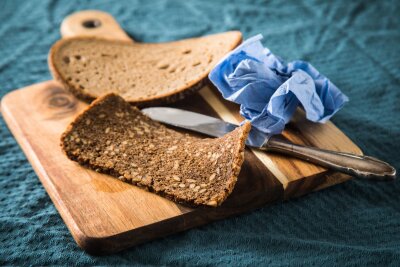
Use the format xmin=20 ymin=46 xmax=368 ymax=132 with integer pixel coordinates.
xmin=141 ymin=107 xmax=397 ymax=180
xmin=141 ymin=107 xmax=269 ymax=148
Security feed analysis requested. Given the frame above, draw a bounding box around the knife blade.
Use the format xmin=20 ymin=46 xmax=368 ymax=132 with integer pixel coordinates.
xmin=141 ymin=107 xmax=396 ymax=180
xmin=141 ymin=107 xmax=269 ymax=148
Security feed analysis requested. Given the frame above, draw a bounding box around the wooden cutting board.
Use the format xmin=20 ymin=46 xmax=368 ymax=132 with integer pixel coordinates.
xmin=0 ymin=11 xmax=362 ymax=255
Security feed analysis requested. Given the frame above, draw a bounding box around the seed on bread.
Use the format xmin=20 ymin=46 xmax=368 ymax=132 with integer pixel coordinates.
xmin=172 ymin=175 xmax=181 ymax=182
xmin=60 ymin=93 xmax=250 ymax=207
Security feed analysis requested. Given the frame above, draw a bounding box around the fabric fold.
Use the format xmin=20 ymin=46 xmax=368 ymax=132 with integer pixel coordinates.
xmin=209 ymin=34 xmax=349 ymax=135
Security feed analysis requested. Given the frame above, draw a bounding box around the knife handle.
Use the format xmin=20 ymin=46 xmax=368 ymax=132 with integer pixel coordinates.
xmin=263 ymin=137 xmax=396 ymax=180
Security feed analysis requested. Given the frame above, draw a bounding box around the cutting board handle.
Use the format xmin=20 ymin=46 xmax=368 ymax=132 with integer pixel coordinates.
xmin=60 ymin=10 xmax=133 ymax=42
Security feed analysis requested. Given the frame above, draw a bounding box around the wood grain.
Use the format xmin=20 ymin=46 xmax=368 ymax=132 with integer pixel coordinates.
xmin=1 ymin=82 xmax=283 ymax=254
xmin=0 ymin=10 xmax=362 ymax=254
xmin=61 ymin=10 xmax=131 ymax=41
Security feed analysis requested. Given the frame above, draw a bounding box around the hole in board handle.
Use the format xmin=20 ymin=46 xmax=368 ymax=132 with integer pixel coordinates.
xmin=82 ymin=19 xmax=101 ymax=29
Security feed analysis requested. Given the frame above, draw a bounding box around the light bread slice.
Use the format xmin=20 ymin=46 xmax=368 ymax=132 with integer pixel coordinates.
xmin=49 ymin=32 xmax=242 ymax=106
xmin=61 ymin=93 xmax=250 ymax=207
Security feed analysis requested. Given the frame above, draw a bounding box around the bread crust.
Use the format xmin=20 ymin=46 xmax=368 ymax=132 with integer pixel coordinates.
xmin=48 ymin=32 xmax=242 ymax=107
xmin=60 ymin=93 xmax=250 ymax=207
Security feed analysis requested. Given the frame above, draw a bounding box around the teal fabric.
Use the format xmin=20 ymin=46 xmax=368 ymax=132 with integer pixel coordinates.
xmin=0 ymin=0 xmax=399 ymax=265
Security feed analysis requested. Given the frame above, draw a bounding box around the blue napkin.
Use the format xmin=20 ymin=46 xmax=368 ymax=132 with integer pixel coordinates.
xmin=209 ymin=34 xmax=349 ymax=136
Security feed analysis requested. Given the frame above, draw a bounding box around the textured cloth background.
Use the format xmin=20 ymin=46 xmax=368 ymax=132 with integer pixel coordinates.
xmin=0 ymin=0 xmax=399 ymax=265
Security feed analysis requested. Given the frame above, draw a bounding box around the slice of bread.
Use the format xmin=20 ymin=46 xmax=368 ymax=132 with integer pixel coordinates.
xmin=49 ymin=31 xmax=242 ymax=106
xmin=61 ymin=93 xmax=250 ymax=207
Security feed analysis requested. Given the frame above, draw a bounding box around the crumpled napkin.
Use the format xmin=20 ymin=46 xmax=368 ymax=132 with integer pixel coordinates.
xmin=208 ymin=34 xmax=349 ymax=136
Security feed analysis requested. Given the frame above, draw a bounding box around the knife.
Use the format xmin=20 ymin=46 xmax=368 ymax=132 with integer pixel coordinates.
xmin=142 ymin=107 xmax=396 ymax=180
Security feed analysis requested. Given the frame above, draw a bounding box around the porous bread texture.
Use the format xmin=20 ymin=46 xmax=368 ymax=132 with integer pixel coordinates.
xmin=49 ymin=31 xmax=242 ymax=106
xmin=61 ymin=93 xmax=250 ymax=207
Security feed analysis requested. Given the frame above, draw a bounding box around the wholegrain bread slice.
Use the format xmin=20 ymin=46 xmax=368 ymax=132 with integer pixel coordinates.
xmin=49 ymin=31 xmax=242 ymax=106
xmin=61 ymin=93 xmax=250 ymax=207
